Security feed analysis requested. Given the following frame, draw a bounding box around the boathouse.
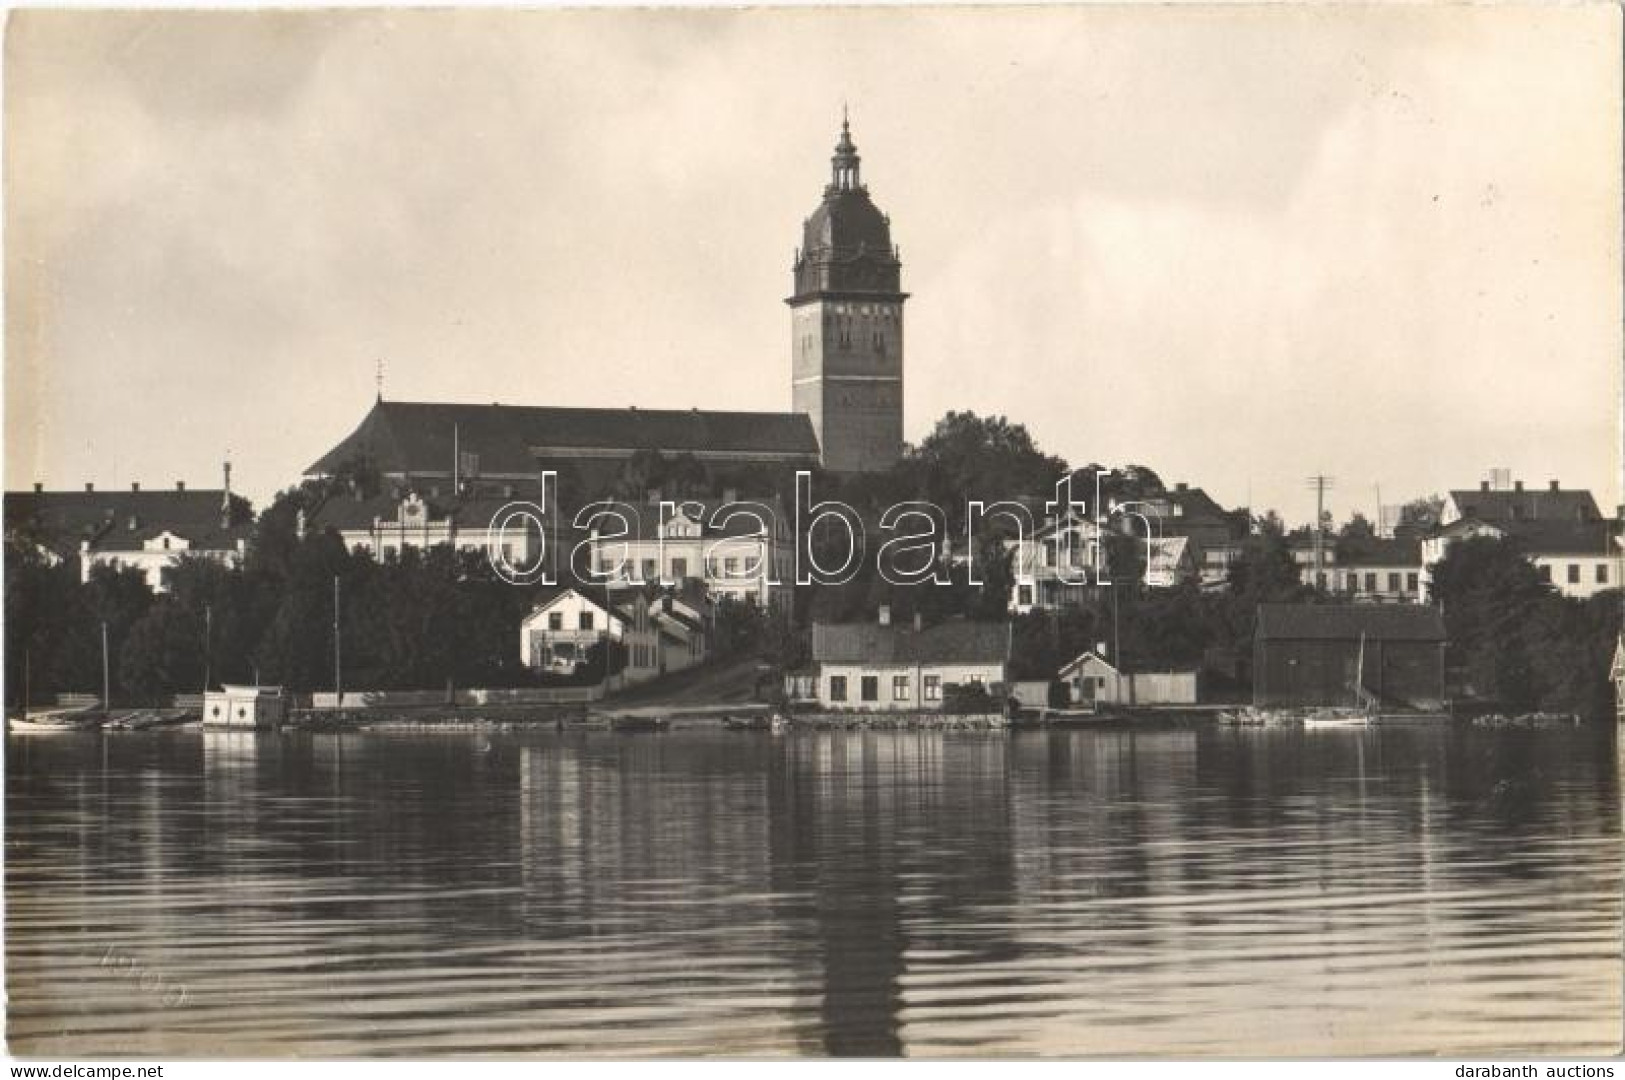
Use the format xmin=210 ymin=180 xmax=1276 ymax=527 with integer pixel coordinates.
xmin=1253 ymin=604 xmax=1446 ymax=711
xmin=203 ymin=685 xmax=287 ymax=729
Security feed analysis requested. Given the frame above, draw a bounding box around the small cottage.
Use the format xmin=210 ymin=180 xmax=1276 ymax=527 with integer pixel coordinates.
xmin=1057 ymin=651 xmax=1198 ymax=707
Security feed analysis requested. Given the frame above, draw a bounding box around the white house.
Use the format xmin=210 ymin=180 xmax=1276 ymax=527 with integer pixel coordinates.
xmin=83 ymin=526 xmax=249 ymax=592
xmin=1294 ymin=537 xmax=1425 ymax=603
xmin=308 ymin=485 xmax=546 ymax=571
xmin=809 ymin=610 xmax=1009 ymax=711
xmin=1420 ymin=518 xmax=1619 ymax=601
xmin=588 ymin=498 xmax=793 ymax=605
xmin=521 ymin=583 xmax=713 ymax=685
xmin=519 ymin=588 xmax=625 ymax=674
xmin=5 ymin=477 xmax=252 ymax=593
xmin=1006 ymin=511 xmax=1101 ymax=613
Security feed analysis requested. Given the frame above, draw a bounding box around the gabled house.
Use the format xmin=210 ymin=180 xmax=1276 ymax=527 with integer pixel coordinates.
xmin=1421 ymin=480 xmax=1619 ymax=600
xmin=1057 ymin=650 xmax=1198 ymax=707
xmin=519 ymin=587 xmax=625 ymax=674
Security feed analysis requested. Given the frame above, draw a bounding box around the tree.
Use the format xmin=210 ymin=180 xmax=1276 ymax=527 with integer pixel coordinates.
xmin=1335 ymin=513 xmax=1379 ymax=561
xmin=1428 ymin=534 xmax=1620 ymax=714
xmin=1400 ymin=494 xmax=1446 ymax=532
xmin=907 ymin=411 xmax=1067 ymax=519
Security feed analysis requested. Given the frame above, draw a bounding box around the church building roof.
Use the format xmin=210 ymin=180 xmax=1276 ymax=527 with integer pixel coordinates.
xmin=305 ymin=400 xmax=820 ymax=479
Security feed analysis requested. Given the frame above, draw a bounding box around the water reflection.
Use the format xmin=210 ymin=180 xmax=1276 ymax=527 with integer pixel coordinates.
xmin=5 ymin=724 xmax=1620 ymax=1057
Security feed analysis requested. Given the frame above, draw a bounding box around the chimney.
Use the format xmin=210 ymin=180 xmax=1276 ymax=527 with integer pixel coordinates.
xmin=175 ymin=480 xmax=185 ymax=492
xmin=130 ymin=482 xmax=140 ymax=492
xmin=1175 ymin=482 xmax=1188 ymax=492
xmin=32 ymin=482 xmax=42 ymax=493
xmin=1549 ymin=480 xmax=1560 ymax=492
xmin=878 ymin=604 xmax=891 ymax=626
xmin=1513 ymin=480 xmax=1524 ymax=492
xmin=84 ymin=482 xmax=94 ymax=492
xmin=1479 ymin=480 xmax=1490 ymax=492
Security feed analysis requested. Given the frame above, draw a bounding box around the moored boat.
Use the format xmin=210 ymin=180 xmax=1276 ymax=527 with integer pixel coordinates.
xmin=610 ymin=715 xmax=670 ymax=733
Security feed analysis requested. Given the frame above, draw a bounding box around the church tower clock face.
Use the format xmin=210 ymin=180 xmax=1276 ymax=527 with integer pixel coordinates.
xmin=786 ymin=114 xmax=907 ymax=474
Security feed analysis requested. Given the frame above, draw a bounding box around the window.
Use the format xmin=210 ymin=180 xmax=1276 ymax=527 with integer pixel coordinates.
xmin=1387 ymin=572 xmax=1400 ymax=592
xmin=923 ymin=675 xmax=941 ymax=702
xmin=830 ymin=675 xmax=848 ymax=702
xmin=1315 ymin=571 xmax=1327 ymax=589
xmin=1538 ymin=564 xmax=1552 ymax=582
xmin=579 ymin=611 xmax=594 ymax=631
xmin=1364 ymin=572 xmax=1377 ymax=592
xmin=1018 ymin=584 xmax=1034 ymax=606
xmin=1568 ymin=564 xmax=1581 ymax=584
xmin=671 ymin=557 xmax=688 ymax=579
xmin=1598 ymin=564 xmax=1610 ymax=584
xmin=892 ymin=675 xmax=911 ymax=701
xmin=641 ymin=559 xmax=657 ymax=582
xmin=548 ymin=612 xmax=563 ymax=631
xmin=724 ymin=557 xmax=739 ymax=578
xmin=861 ymin=676 xmax=879 ymax=702
xmin=1406 ymin=572 xmax=1419 ymax=592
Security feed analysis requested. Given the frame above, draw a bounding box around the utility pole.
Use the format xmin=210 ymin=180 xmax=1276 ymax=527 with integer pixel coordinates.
xmin=1305 ymin=475 xmax=1336 ymax=582
xmin=203 ymin=603 xmax=212 ymax=695
xmin=333 ymin=575 xmax=342 ymax=704
xmin=100 ymin=620 xmax=110 ymax=715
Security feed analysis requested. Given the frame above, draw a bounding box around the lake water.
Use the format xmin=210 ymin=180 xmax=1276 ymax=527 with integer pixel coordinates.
xmin=5 ymin=724 xmax=1621 ymax=1058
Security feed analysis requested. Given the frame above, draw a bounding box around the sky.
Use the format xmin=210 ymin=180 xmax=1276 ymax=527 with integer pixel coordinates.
xmin=5 ymin=5 xmax=1621 ymax=525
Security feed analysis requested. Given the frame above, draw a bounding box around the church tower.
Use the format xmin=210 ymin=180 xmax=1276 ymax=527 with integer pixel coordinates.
xmin=788 ymin=114 xmax=906 ymax=473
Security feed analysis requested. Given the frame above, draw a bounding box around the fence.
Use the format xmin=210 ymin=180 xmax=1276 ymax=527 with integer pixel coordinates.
xmin=308 ymin=685 xmax=605 ymax=710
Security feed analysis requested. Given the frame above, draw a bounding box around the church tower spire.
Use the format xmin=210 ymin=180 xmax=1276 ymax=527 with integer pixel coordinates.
xmin=830 ymin=109 xmax=861 ymax=192
xmin=787 ymin=112 xmax=907 ymax=473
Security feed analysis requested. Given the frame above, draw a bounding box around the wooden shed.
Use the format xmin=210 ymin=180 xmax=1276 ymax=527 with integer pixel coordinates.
xmin=1253 ymin=604 xmax=1446 ymax=711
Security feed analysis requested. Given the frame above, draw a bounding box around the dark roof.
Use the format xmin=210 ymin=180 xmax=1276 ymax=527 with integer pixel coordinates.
xmin=1336 ymin=537 xmax=1423 ymax=566
xmin=1256 ymin=603 xmax=1446 ymax=643
xmin=1502 ymin=519 xmax=1617 ymax=556
xmin=306 ymin=400 xmax=820 ymax=477
xmin=1436 ymin=516 xmax=1618 ymax=556
xmin=4 ymin=488 xmax=248 ymax=556
xmin=812 ymin=620 xmax=1010 ymax=665
xmin=1448 ymin=487 xmax=1603 ymax=525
